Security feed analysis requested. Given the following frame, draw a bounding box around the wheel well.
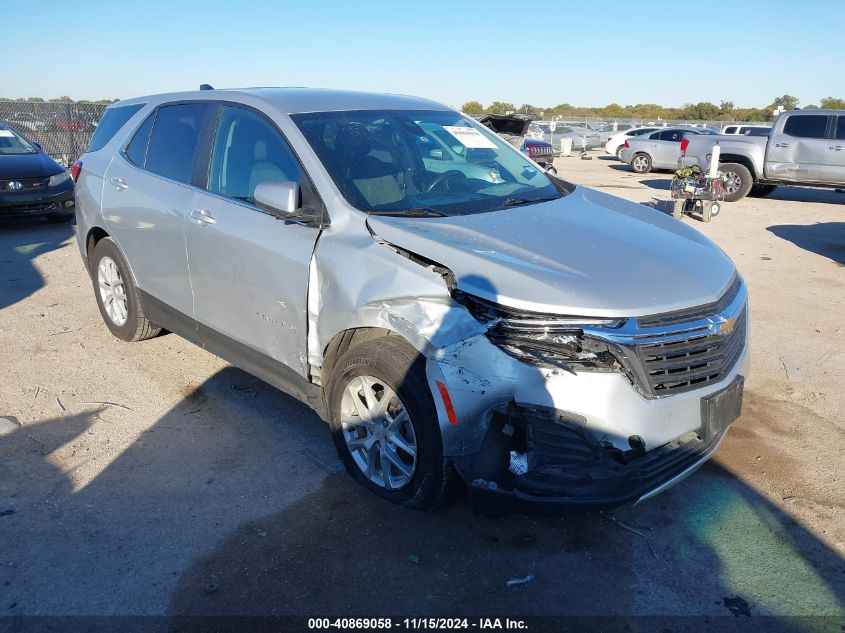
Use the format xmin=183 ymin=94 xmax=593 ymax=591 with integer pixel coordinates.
xmin=85 ymin=227 xmax=110 ymax=266
xmin=719 ymin=154 xmax=757 ymax=180
xmin=321 ymin=327 xmax=395 ymax=385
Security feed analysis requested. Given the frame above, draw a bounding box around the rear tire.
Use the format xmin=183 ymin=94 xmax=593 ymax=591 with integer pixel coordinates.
xmin=616 ymin=145 xmax=625 ymax=160
xmin=673 ymin=199 xmax=686 ymax=219
xmin=631 ymin=153 xmax=652 ymax=174
xmin=89 ymin=238 xmax=161 ymax=342
xmin=749 ymin=184 xmax=777 ymax=198
xmin=327 ymin=336 xmax=459 ymax=510
xmin=720 ymin=163 xmax=753 ymax=202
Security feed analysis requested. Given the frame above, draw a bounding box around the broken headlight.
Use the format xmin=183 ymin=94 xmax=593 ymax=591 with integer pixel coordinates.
xmin=454 ymin=291 xmax=626 ymax=373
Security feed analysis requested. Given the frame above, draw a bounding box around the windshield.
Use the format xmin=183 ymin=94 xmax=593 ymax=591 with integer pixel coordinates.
xmin=0 ymin=128 xmax=37 ymax=155
xmin=292 ymin=109 xmax=564 ymax=216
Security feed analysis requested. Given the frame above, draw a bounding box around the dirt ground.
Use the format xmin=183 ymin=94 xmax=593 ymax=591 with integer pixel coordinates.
xmin=1 ymin=153 xmax=843 ymax=625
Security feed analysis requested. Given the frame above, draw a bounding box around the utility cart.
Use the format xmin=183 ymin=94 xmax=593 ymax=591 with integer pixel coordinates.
xmin=671 ymin=165 xmax=726 ymax=222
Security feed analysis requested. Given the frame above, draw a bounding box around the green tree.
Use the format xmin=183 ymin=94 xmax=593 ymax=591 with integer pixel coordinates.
xmin=719 ymin=100 xmax=735 ymax=117
xmin=804 ymin=104 xmax=819 ymax=110
xmin=48 ymin=96 xmax=74 ymax=103
xmin=516 ymin=104 xmax=538 ymax=115
xmin=461 ymin=100 xmax=484 ymax=115
xmin=693 ymin=101 xmax=720 ymax=120
xmin=820 ymin=97 xmax=845 ymax=109
xmin=600 ymin=103 xmax=626 ymax=118
xmin=486 ymin=101 xmax=514 ymax=114
xmin=770 ymin=94 xmax=799 ymax=110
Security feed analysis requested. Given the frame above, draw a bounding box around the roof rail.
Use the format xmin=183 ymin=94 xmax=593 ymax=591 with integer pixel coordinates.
xmin=199 ymin=84 xmax=214 ymax=91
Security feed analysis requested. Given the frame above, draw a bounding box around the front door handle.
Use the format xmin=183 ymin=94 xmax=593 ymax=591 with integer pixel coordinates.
xmin=109 ymin=177 xmax=128 ymax=190
xmin=829 ymin=145 xmax=845 ymax=151
xmin=190 ymin=209 xmax=216 ymax=225
xmin=775 ymin=142 xmax=791 ymax=148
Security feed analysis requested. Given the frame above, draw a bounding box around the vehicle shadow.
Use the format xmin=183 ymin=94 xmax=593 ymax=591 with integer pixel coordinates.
xmin=767 ymin=222 xmax=845 ymax=265
xmin=764 ymin=186 xmax=845 ymax=205
xmin=0 ymin=217 xmax=75 ymax=310
xmin=640 ymin=198 xmax=675 ymax=216
xmin=2 ymin=278 xmax=843 ymax=627
xmin=639 ymin=178 xmax=672 ymax=191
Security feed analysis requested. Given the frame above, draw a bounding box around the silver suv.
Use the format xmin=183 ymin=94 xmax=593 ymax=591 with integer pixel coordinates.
xmin=74 ymin=88 xmax=749 ymax=514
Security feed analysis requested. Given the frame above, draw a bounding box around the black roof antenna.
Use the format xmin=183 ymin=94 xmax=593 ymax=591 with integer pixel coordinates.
xmin=199 ymin=84 xmax=214 ymax=91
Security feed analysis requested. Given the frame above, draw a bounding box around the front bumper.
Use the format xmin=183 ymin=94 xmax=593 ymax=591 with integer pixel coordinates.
xmin=0 ymin=180 xmax=75 ymax=218
xmin=462 ymin=400 xmax=734 ymax=515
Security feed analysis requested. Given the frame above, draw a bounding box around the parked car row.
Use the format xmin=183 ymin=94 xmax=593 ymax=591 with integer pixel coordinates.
xmin=619 ymin=127 xmax=719 ymax=173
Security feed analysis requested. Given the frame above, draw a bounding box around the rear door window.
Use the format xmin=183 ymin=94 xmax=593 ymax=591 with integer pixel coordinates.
xmin=783 ymin=115 xmax=828 ymax=139
xmin=656 ymin=130 xmax=683 ymax=142
xmin=144 ymin=103 xmax=210 ymax=184
xmin=85 ymin=104 xmax=144 ymax=153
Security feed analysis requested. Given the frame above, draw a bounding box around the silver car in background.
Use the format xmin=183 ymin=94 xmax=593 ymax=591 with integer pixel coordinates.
xmin=73 ymin=88 xmax=748 ymax=514
xmin=620 ymin=127 xmax=719 ymax=173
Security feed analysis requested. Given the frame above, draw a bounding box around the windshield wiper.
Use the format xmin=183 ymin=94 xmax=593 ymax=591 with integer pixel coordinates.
xmin=368 ymin=207 xmax=448 ymax=218
xmin=499 ymin=195 xmax=560 ymax=209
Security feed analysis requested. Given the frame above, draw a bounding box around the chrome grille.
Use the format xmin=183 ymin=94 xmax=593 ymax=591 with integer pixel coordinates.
xmin=635 ymin=308 xmax=747 ymax=395
xmin=585 ymin=277 xmax=749 ymax=398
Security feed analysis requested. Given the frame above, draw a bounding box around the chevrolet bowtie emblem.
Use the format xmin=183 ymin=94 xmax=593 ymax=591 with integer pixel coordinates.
xmin=720 ymin=317 xmax=737 ymax=334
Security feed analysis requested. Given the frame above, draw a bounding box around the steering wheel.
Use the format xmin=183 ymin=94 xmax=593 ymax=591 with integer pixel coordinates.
xmin=426 ymin=170 xmax=466 ymax=193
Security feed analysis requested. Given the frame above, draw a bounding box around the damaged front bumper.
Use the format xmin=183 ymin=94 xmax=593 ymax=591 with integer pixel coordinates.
xmin=457 ymin=386 xmax=739 ymax=515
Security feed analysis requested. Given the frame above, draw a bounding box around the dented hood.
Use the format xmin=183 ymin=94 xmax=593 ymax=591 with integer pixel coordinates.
xmin=367 ymin=186 xmax=737 ymax=317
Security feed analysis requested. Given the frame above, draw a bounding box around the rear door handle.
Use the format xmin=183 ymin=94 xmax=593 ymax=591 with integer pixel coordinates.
xmin=190 ymin=209 xmax=216 ymax=225
xmin=109 ymin=177 xmax=128 ymax=190
xmin=775 ymin=142 xmax=791 ymax=148
xmin=829 ymin=145 xmax=845 ymax=151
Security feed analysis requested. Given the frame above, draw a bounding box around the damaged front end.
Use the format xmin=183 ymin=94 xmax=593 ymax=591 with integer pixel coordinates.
xmin=455 ymin=402 xmax=729 ymax=515
xmin=439 ymin=284 xmax=747 ymax=515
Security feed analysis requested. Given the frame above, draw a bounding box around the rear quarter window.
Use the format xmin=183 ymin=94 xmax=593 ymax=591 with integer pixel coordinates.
xmin=85 ymin=104 xmax=144 ymax=153
xmin=144 ymin=103 xmax=210 ymax=184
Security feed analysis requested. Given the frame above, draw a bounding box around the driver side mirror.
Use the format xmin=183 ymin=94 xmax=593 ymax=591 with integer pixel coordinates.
xmin=253 ymin=181 xmax=326 ymax=228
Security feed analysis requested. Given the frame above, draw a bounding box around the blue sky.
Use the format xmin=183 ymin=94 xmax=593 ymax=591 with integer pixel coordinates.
xmin=4 ymin=0 xmax=843 ymax=108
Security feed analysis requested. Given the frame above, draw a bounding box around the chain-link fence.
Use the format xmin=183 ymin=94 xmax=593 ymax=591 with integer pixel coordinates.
xmin=1 ymin=101 xmax=771 ymax=164
xmin=0 ymin=102 xmax=108 ymax=167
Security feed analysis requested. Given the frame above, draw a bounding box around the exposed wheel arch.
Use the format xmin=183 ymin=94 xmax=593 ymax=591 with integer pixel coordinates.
xmin=321 ymin=327 xmax=396 ymax=386
xmin=86 ymin=226 xmax=110 ymax=270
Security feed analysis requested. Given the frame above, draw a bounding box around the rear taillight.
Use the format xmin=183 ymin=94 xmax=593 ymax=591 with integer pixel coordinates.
xmin=680 ymin=138 xmax=689 ymax=156
xmin=623 ymin=140 xmax=630 ymax=148
xmin=71 ymin=160 xmax=82 ymax=182
xmin=608 ymin=137 xmax=613 ymax=141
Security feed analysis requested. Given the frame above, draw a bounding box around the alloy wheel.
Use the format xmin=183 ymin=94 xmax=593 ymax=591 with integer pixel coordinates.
xmin=340 ymin=375 xmax=417 ymax=490
xmin=632 ymin=155 xmax=648 ymax=172
xmin=97 ymin=256 xmax=128 ymax=326
xmin=724 ymin=171 xmax=742 ymax=195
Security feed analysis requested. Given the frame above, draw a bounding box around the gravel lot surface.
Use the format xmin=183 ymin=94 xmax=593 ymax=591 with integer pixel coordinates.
xmin=1 ymin=153 xmax=843 ymax=622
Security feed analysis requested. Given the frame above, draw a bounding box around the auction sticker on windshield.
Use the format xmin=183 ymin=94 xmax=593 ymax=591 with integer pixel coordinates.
xmin=443 ymin=126 xmax=498 ymax=149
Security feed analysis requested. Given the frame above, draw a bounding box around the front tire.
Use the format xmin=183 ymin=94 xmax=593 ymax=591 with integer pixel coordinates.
xmin=720 ymin=163 xmax=753 ymax=202
xmin=89 ymin=238 xmax=161 ymax=342
xmin=631 ymin=153 xmax=652 ymax=174
xmin=327 ymin=336 xmax=459 ymax=510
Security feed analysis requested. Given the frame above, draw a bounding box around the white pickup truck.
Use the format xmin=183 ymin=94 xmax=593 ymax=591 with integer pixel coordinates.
xmin=681 ymin=109 xmax=845 ymax=201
